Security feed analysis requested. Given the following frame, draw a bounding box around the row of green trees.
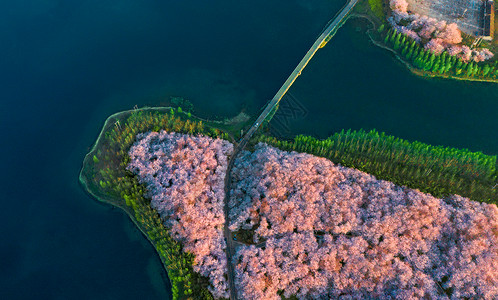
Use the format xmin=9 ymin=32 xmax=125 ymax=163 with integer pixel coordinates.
xmin=122 ymin=177 xmax=199 ymax=299
xmin=384 ymin=29 xmax=498 ymax=79
xmin=258 ymin=129 xmax=498 ymax=203
xmin=90 ymin=109 xmax=223 ymax=300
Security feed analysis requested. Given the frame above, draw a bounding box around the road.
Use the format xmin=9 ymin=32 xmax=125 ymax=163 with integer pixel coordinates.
xmin=222 ymin=153 xmax=239 ymax=300
xmin=221 ymin=1 xmax=358 ymax=298
xmin=239 ymin=0 xmax=359 ymax=150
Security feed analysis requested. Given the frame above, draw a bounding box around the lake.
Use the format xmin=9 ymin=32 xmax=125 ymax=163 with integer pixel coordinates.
xmin=2 ymin=1 xmax=497 ymax=299
xmin=0 ymin=0 xmax=345 ymax=298
xmin=270 ymin=18 xmax=498 ymax=156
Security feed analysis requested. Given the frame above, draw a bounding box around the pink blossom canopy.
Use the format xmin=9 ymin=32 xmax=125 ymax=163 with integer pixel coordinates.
xmin=128 ymin=135 xmax=498 ymax=299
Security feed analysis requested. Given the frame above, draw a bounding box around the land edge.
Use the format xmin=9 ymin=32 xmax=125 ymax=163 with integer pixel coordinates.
xmin=78 ymin=108 xmax=174 ymax=289
xmin=79 ymin=106 xmax=497 ymax=299
xmin=78 ymin=10 xmax=497 ymax=294
xmin=78 ymin=106 xmax=238 ymax=299
xmin=349 ymin=13 xmax=498 ymax=84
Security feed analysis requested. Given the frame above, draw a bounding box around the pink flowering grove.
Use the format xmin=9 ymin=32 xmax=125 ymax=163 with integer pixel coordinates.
xmin=230 ymin=144 xmax=498 ymax=299
xmin=127 ymin=131 xmax=233 ymax=298
xmin=128 ymin=133 xmax=498 ymax=299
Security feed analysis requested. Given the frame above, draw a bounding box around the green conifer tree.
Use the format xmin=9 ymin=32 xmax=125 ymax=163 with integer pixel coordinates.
xmin=482 ymin=64 xmax=491 ymax=76
xmin=390 ymin=29 xmax=398 ymax=43
xmin=444 ymin=60 xmax=453 ymax=72
xmin=402 ymin=46 xmax=408 ymax=57
xmin=406 ymin=48 xmax=414 ymax=60
xmin=431 ymin=62 xmax=440 ymax=72
xmin=467 ymin=62 xmax=475 ymax=76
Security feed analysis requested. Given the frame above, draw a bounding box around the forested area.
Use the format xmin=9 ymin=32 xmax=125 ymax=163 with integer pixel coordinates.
xmin=258 ymin=129 xmax=498 ymax=203
xmin=82 ymin=109 xmax=227 ymax=300
xmin=230 ymin=144 xmax=498 ymax=299
xmin=128 ymin=131 xmax=232 ymax=299
xmin=82 ymin=110 xmax=498 ymax=299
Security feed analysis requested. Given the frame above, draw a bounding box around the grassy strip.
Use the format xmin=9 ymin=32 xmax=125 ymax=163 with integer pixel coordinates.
xmin=258 ymin=129 xmax=498 ymax=203
xmin=352 ymin=0 xmax=388 ymax=25
xmin=367 ymin=0 xmax=385 ymax=19
xmin=80 ymin=107 xmax=228 ymax=300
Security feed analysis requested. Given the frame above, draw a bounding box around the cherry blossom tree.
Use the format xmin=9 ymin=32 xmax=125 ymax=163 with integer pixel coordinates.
xmin=447 ymin=45 xmax=462 ymax=56
xmin=425 ymin=38 xmax=445 ymax=55
xmin=128 ymin=131 xmax=233 ymax=298
xmin=458 ymin=45 xmax=473 ymax=62
xmin=230 ymin=143 xmax=498 ymax=299
xmin=437 ymin=23 xmax=462 ymax=44
xmin=418 ymin=23 xmax=437 ymax=39
xmin=390 ymin=0 xmax=408 ymax=13
xmin=401 ymin=28 xmax=421 ymax=42
xmin=473 ymin=48 xmax=495 ymax=62
xmin=128 ymin=133 xmax=498 ymax=299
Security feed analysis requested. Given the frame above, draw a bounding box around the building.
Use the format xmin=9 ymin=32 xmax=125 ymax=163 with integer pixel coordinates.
xmin=482 ymin=0 xmax=495 ymax=40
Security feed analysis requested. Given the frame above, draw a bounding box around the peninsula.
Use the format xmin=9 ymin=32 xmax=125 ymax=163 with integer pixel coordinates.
xmin=80 ymin=1 xmax=498 ymax=299
xmin=80 ymin=107 xmax=498 ymax=299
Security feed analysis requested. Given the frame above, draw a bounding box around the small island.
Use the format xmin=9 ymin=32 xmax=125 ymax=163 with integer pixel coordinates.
xmin=80 ymin=106 xmax=498 ymax=299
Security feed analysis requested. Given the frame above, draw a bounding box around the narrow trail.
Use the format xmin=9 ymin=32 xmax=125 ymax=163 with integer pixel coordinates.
xmin=221 ymin=1 xmax=358 ymax=298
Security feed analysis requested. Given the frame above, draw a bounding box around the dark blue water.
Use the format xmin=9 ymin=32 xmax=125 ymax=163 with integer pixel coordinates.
xmin=0 ymin=0 xmax=344 ymax=298
xmin=272 ymin=19 xmax=498 ymax=156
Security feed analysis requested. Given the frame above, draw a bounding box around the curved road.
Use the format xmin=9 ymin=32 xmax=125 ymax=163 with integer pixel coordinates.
xmin=222 ymin=1 xmax=358 ymax=298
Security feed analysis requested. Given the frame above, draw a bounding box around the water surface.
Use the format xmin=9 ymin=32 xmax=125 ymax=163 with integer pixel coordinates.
xmin=0 ymin=0 xmax=345 ymax=298
xmin=271 ymin=19 xmax=498 ymax=156
xmin=3 ymin=2 xmax=496 ymax=299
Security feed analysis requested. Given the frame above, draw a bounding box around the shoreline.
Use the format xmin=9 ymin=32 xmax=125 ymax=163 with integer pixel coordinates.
xmin=78 ymin=107 xmax=172 ymax=279
xmin=78 ymin=10 xmax=497 ymax=298
xmin=350 ymin=14 xmax=498 ymax=84
xmin=78 ymin=106 xmax=231 ymax=299
xmin=80 ymin=106 xmax=497 ymax=300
